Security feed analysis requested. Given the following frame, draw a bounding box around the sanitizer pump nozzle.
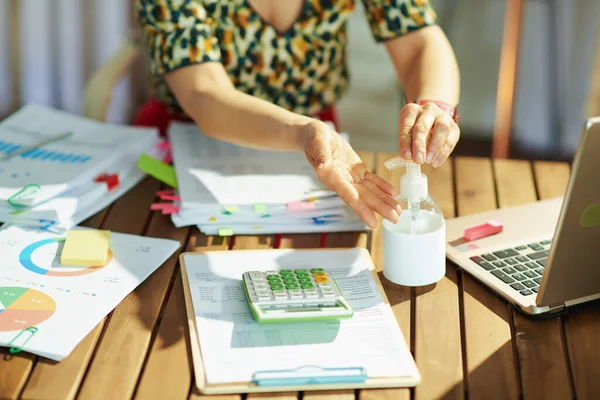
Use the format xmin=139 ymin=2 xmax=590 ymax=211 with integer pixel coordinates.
xmin=382 ymin=157 xmax=446 ymax=286
xmin=384 ymin=158 xmax=428 ymax=234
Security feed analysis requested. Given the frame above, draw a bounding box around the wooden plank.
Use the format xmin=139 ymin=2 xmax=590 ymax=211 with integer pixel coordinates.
xmin=18 ymin=178 xmax=160 ymax=400
xmin=135 ymin=230 xmax=229 ymax=400
xmin=535 ymin=162 xmax=600 ymax=398
xmin=415 ymin=159 xmax=463 ymax=400
xmin=75 ymin=182 xmax=190 ymax=400
xmin=363 ymin=152 xmax=410 ymax=400
xmin=494 ymin=159 xmax=573 ymax=400
xmin=454 ymin=157 xmax=519 ymax=399
xmin=1 ymin=204 xmax=112 ymax=400
xmin=304 ymin=391 xmax=355 ymax=400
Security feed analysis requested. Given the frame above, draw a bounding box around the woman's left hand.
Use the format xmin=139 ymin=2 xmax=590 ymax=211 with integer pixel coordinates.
xmin=397 ymin=102 xmax=460 ymax=167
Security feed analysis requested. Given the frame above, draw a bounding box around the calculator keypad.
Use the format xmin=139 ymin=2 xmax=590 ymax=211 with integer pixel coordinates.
xmin=243 ymin=269 xmax=342 ymax=303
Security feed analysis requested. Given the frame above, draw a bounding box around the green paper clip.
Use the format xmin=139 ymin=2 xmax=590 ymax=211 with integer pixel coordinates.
xmin=8 ymin=184 xmax=41 ymax=208
xmin=8 ymin=326 xmax=38 ymax=354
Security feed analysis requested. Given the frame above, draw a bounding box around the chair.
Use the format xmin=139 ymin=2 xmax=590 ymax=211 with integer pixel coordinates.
xmin=82 ymin=37 xmax=141 ymax=122
xmin=492 ymin=0 xmax=525 ymax=159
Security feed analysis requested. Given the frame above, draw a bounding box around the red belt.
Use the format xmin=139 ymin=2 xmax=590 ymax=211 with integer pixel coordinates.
xmin=133 ymin=98 xmax=340 ymax=137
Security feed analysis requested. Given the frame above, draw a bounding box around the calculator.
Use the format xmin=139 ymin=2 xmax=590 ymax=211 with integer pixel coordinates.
xmin=242 ymin=269 xmax=353 ymax=323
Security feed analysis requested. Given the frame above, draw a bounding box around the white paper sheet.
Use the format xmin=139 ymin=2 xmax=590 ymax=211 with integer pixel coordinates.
xmin=169 ymin=122 xmax=333 ymax=207
xmin=0 ymin=104 xmax=157 ymax=206
xmin=181 ymin=248 xmax=417 ymax=385
xmin=0 ymin=225 xmax=180 ymax=360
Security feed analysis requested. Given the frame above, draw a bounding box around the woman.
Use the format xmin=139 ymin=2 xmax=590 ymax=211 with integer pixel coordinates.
xmin=133 ymin=0 xmax=460 ymax=229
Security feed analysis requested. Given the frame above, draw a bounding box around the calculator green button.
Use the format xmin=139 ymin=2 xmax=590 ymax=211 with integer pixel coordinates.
xmin=280 ymin=269 xmax=293 ymax=274
xmin=295 ymin=269 xmax=308 ymax=274
xmin=267 ymin=275 xmax=280 ymax=281
xmin=310 ymin=268 xmax=324 ymax=274
xmin=298 ymin=277 xmax=312 ymax=284
xmin=286 ymin=283 xmax=299 ymax=290
xmin=283 ymin=278 xmax=296 ymax=284
xmin=301 ymin=283 xmax=314 ymax=289
xmin=270 ymin=284 xmax=284 ymax=291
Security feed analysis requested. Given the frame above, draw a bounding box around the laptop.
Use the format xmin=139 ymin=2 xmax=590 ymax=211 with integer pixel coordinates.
xmin=445 ymin=117 xmax=600 ymax=318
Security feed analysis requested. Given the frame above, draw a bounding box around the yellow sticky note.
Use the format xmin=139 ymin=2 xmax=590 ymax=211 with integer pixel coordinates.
xmin=218 ymin=228 xmax=233 ymax=237
xmin=224 ymin=205 xmax=239 ymax=213
xmin=61 ymin=230 xmax=111 ymax=266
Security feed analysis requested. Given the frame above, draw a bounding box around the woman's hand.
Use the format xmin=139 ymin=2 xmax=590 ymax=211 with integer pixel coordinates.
xmin=398 ymin=102 xmax=460 ymax=167
xmin=298 ymin=120 xmax=401 ymax=229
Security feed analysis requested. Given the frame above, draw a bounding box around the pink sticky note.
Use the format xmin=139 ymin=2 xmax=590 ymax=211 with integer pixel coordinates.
xmin=464 ymin=220 xmax=503 ymax=241
xmin=287 ymin=201 xmax=316 ymax=211
xmin=161 ymin=205 xmax=180 ymax=215
xmin=156 ymin=140 xmax=171 ymax=150
xmin=150 ymin=202 xmax=173 ymax=210
xmin=156 ymin=189 xmax=176 ymax=196
xmin=162 ymin=152 xmax=173 ymax=164
xmin=159 ymin=194 xmax=181 ymax=201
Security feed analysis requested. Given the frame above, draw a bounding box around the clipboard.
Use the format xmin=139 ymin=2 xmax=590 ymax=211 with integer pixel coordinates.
xmin=179 ymin=247 xmax=421 ymax=395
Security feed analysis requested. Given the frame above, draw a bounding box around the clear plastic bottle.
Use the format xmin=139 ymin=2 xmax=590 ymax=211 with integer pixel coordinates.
xmin=382 ymin=157 xmax=446 ymax=286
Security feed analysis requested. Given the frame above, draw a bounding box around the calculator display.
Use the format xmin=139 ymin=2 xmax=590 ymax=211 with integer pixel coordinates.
xmin=242 ymin=269 xmax=353 ymax=322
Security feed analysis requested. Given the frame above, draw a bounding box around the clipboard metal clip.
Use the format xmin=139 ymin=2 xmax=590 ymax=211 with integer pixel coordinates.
xmin=252 ymin=365 xmax=367 ymax=386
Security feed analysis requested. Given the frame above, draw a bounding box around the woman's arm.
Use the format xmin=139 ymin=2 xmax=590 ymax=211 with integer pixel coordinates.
xmin=166 ymin=62 xmax=312 ymax=152
xmin=384 ymin=25 xmax=460 ymax=106
xmin=385 ymin=25 xmax=461 ymax=167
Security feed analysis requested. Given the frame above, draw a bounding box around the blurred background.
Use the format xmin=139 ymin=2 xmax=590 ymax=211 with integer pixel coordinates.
xmin=0 ymin=0 xmax=599 ymax=161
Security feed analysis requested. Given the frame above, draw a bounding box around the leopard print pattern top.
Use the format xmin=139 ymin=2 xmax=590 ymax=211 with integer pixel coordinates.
xmin=134 ymin=0 xmax=437 ymax=116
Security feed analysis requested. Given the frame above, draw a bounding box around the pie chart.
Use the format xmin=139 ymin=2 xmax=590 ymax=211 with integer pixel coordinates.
xmin=19 ymin=238 xmax=113 ymax=277
xmin=0 ymin=287 xmax=56 ymax=332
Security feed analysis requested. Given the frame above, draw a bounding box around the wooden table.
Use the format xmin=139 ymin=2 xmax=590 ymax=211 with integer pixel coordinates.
xmin=1 ymin=153 xmax=599 ymax=400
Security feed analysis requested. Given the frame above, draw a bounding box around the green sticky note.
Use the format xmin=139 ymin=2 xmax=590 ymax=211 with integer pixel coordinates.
xmin=254 ymin=203 xmax=267 ymax=214
xmin=137 ymin=154 xmax=178 ymax=188
xmin=218 ymin=228 xmax=233 ymax=237
xmin=581 ymin=203 xmax=600 ymax=228
xmin=224 ymin=205 xmax=240 ymax=213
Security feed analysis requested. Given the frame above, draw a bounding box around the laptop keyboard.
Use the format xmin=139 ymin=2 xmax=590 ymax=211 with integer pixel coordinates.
xmin=470 ymin=240 xmax=551 ymax=296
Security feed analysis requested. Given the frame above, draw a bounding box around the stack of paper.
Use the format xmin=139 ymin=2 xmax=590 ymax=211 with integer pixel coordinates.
xmin=167 ymin=122 xmax=368 ymax=235
xmin=0 ymin=104 xmax=161 ymax=231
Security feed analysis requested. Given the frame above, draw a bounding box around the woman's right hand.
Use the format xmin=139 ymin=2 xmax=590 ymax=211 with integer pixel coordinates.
xmin=297 ymin=120 xmax=401 ymax=229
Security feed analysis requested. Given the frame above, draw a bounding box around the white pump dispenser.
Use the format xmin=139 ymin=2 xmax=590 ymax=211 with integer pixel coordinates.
xmin=382 ymin=157 xmax=446 ymax=286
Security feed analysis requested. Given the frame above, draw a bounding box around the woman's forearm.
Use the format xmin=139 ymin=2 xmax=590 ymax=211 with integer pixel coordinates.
xmin=166 ymin=63 xmax=312 ymax=152
xmin=385 ymin=25 xmax=460 ymax=105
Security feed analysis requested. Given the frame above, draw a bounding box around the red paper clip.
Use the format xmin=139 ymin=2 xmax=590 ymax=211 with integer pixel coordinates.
xmin=94 ymin=173 xmax=119 ymax=191
xmin=464 ymin=220 xmax=503 ymax=241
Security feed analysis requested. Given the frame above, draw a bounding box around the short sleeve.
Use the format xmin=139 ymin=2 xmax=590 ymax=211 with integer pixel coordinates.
xmin=134 ymin=0 xmax=221 ymax=77
xmin=361 ymin=0 xmax=438 ymax=42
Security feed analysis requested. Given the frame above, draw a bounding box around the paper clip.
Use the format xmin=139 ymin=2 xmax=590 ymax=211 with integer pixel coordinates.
xmin=8 ymin=327 xmax=39 ymax=354
xmin=7 ymin=184 xmax=41 ymax=207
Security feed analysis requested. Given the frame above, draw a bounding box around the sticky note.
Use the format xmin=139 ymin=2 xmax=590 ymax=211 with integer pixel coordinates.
xmin=150 ymin=202 xmax=173 ymax=210
xmin=254 ymin=203 xmax=267 ymax=214
xmin=464 ymin=220 xmax=503 ymax=241
xmin=161 ymin=205 xmax=180 ymax=215
xmin=224 ymin=205 xmax=240 ymax=213
xmin=137 ymin=153 xmax=178 ymax=188
xmin=61 ymin=230 xmax=111 ymax=266
xmin=287 ymin=201 xmax=315 ymax=211
xmin=218 ymin=228 xmax=233 ymax=236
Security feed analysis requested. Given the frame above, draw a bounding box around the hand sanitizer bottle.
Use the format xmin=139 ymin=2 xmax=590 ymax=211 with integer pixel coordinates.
xmin=382 ymin=157 xmax=446 ymax=286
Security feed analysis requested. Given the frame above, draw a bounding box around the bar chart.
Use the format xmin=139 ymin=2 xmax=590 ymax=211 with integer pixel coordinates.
xmin=0 ymin=141 xmax=91 ymax=163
